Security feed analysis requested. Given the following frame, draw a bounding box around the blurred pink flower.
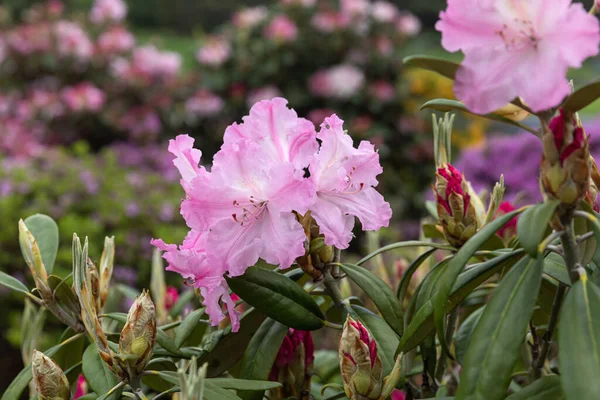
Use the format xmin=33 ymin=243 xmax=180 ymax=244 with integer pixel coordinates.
xmin=7 ymin=24 xmax=52 ymax=55
xmin=164 ymin=286 xmax=179 ymax=310
xmin=90 ymin=0 xmax=127 ymax=24
xmin=120 ymin=107 xmax=161 ymax=140
xmin=396 ymin=12 xmax=421 ymax=37
xmin=280 ymin=0 xmax=317 ymax=7
xmin=371 ymin=1 xmax=399 ymax=23
xmin=341 ymin=0 xmax=371 ymax=18
xmin=185 ymin=89 xmax=224 ymax=117
xmin=375 ymin=36 xmax=394 ymax=56
xmin=233 ymin=6 xmax=268 ymax=29
xmin=311 ymin=12 xmax=351 ymax=33
xmin=247 ymin=85 xmax=282 ymax=107
xmin=61 ymin=82 xmax=106 ymax=112
xmin=196 ymin=36 xmax=231 ymax=67
xmin=97 ymin=26 xmax=135 ymax=54
xmin=369 ymin=80 xmax=396 ymax=102
xmin=309 ymin=64 xmax=365 ymax=99
xmin=0 ymin=38 xmax=6 ymax=64
xmin=264 ymin=15 xmax=298 ymax=42
xmin=74 ymin=374 xmax=87 ymax=399
xmin=307 ymin=108 xmax=335 ymax=125
xmin=391 ymin=389 xmax=407 ymax=400
xmin=54 ymin=21 xmax=93 ymax=60
xmin=436 ymin=0 xmax=600 ymax=114
xmin=132 ymin=45 xmax=181 ymax=79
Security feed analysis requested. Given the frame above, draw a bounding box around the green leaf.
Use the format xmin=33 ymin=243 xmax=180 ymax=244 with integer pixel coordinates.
xmin=421 ymin=99 xmax=536 ymax=134
xmin=22 ymin=214 xmax=59 ymax=273
xmin=543 ymin=253 xmax=571 ymax=287
xmin=455 ymin=306 xmax=485 ymax=366
xmin=397 ymin=249 xmax=436 ymax=303
xmin=226 ymin=266 xmax=324 ymax=330
xmin=455 ymin=256 xmax=543 ymax=400
xmin=561 ymin=79 xmax=600 ymax=113
xmin=76 ymin=395 xmax=99 ymax=400
xmin=169 ymin=289 xmax=196 ymax=317
xmin=397 ymin=250 xmax=524 ymax=354
xmin=506 ymin=375 xmax=565 ymax=400
xmin=204 ymin=380 xmax=244 ymax=400
xmin=432 ymin=208 xmax=524 ymax=357
xmin=238 ymin=318 xmax=289 ymax=400
xmin=208 ymin=378 xmax=282 ymax=391
xmin=558 ymin=277 xmax=600 ymax=399
xmin=48 ymin=274 xmax=80 ymax=318
xmin=0 ymin=271 xmax=30 ymax=295
xmin=100 ymin=312 xmax=127 ymax=324
xmin=82 ymin=343 xmax=121 ymax=400
xmin=574 ymin=203 xmax=598 ymax=266
xmin=174 ymin=308 xmax=206 ymax=348
xmin=358 ymin=241 xmax=454 ymax=266
xmin=156 ymin=328 xmax=182 ymax=355
xmin=340 ymin=263 xmax=403 ymax=335
xmin=141 ymin=359 xmax=177 ymax=392
xmin=517 ymin=201 xmax=560 ymax=256
xmin=352 ymin=305 xmax=399 ymax=376
xmin=403 ymin=55 xmax=459 ymax=80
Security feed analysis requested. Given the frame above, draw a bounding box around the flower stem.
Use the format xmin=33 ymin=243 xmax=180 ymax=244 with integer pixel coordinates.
xmin=323 ymin=269 xmax=345 ymax=308
xmin=534 ymin=283 xmax=566 ymax=378
xmin=434 ymin=309 xmax=458 ymax=387
xmin=560 ymin=214 xmax=584 ymax=283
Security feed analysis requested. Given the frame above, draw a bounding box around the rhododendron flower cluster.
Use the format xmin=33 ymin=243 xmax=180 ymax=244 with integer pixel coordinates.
xmin=90 ymin=0 xmax=127 ymax=25
xmin=309 ymin=64 xmax=366 ymax=100
xmin=153 ymin=98 xmax=391 ymax=331
xmin=195 ymin=36 xmax=232 ymax=67
xmin=436 ymin=0 xmax=600 ymax=114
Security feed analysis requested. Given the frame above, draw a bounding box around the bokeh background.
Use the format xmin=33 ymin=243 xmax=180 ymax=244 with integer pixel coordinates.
xmin=1 ymin=0 xmax=599 ymax=392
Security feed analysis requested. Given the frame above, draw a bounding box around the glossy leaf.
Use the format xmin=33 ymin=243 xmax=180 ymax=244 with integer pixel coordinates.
xmin=238 ymin=318 xmax=288 ymax=400
xmin=506 ymin=375 xmax=564 ymax=400
xmin=543 ymin=253 xmax=571 ymax=286
xmin=561 ymin=80 xmax=600 ymax=113
xmin=432 ymin=208 xmax=524 ymax=357
xmin=174 ymin=308 xmax=206 ymax=348
xmin=455 ymin=306 xmax=485 ymax=366
xmin=517 ymin=201 xmax=560 ymax=256
xmin=574 ymin=203 xmax=598 ymax=266
xmin=22 ymin=213 xmax=59 ymax=273
xmin=352 ymin=305 xmax=399 ymax=376
xmin=558 ymin=276 xmax=600 ymax=400
xmin=204 ymin=380 xmax=244 ymax=400
xmin=226 ymin=266 xmax=324 ymax=330
xmin=403 ymin=55 xmax=459 ymax=80
xmin=357 ymin=241 xmax=455 ymax=265
xmin=82 ymin=343 xmax=121 ymax=400
xmin=397 ymin=248 xmax=436 ymax=303
xmin=456 ymin=256 xmax=543 ymax=400
xmin=340 ymin=263 xmax=403 ymax=335
xmin=208 ymin=378 xmax=282 ymax=391
xmin=156 ymin=328 xmax=181 ymax=355
xmin=0 ymin=271 xmax=30 ymax=295
xmin=142 ymin=359 xmax=177 ymax=392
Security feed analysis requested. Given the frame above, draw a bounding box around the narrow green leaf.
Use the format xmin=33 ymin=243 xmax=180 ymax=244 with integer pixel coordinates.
xmin=558 ymin=276 xmax=600 ymax=399
xmin=574 ymin=202 xmax=598 ymax=266
xmin=174 ymin=308 xmax=206 ymax=348
xmin=156 ymin=328 xmax=182 ymax=355
xmin=352 ymin=305 xmax=399 ymax=376
xmin=358 ymin=241 xmax=455 ymax=266
xmin=226 ymin=266 xmax=324 ymax=330
xmin=421 ymin=99 xmax=536 ymax=134
xmin=204 ymin=380 xmax=244 ymax=400
xmin=0 ymin=271 xmax=30 ymax=295
xmin=456 ymin=256 xmax=543 ymax=400
xmin=397 ymin=249 xmax=436 ymax=302
xmin=76 ymin=395 xmax=99 ymax=400
xmin=340 ymin=263 xmax=403 ymax=335
xmin=141 ymin=359 xmax=177 ymax=392
xmin=432 ymin=208 xmax=524 ymax=357
xmin=169 ymin=289 xmax=195 ymax=317
xmin=517 ymin=201 xmax=560 ymax=256
xmin=455 ymin=306 xmax=485 ymax=366
xmin=403 ymin=55 xmax=459 ymax=80
xmin=543 ymin=253 xmax=571 ymax=286
xmin=506 ymin=375 xmax=564 ymax=400
xmin=82 ymin=344 xmax=121 ymax=400
xmin=22 ymin=214 xmax=59 ymax=273
xmin=238 ymin=318 xmax=289 ymax=400
xmin=561 ymin=80 xmax=600 ymax=113
xmin=100 ymin=312 xmax=127 ymax=324
xmin=208 ymin=378 xmax=282 ymax=391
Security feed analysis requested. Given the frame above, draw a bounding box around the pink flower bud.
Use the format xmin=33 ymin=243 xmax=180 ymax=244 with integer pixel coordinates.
xmin=269 ymin=329 xmax=314 ymax=399
xmin=495 ymin=201 xmax=518 ymax=240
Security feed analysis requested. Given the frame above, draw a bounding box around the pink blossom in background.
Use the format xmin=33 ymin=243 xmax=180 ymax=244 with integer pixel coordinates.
xmin=396 ymin=12 xmax=421 ymax=36
xmin=280 ymin=0 xmax=317 ymax=7
xmin=120 ymin=107 xmax=161 ymax=140
xmin=47 ymin=0 xmax=64 ymax=17
xmin=391 ymin=390 xmax=407 ymax=400
xmin=307 ymin=108 xmax=335 ymax=125
xmin=233 ymin=6 xmax=268 ymax=29
xmin=74 ymin=374 xmax=87 ymax=399
xmin=374 ymin=36 xmax=394 ymax=56
xmin=436 ymin=0 xmax=600 ymax=114
xmin=97 ymin=26 xmax=135 ymax=54
xmin=311 ymin=12 xmax=351 ymax=33
xmin=309 ymin=64 xmax=365 ymax=100
xmin=7 ymin=24 xmax=52 ymax=55
xmin=0 ymin=38 xmax=6 ymax=64
xmin=131 ymin=45 xmax=181 ymax=79
xmin=54 ymin=21 xmax=93 ymax=60
xmin=371 ymin=1 xmax=399 ymax=23
xmin=309 ymin=115 xmax=391 ymax=249
xmin=341 ymin=0 xmax=371 ymax=18
xmin=61 ymin=83 xmax=105 ymax=112
xmin=185 ymin=90 xmax=224 ymax=118
xmin=246 ymin=85 xmax=282 ymax=108
xmin=164 ymin=286 xmax=179 ymax=310
xmin=90 ymin=0 xmax=127 ymax=24
xmin=369 ymin=80 xmax=396 ymax=102
xmin=196 ymin=36 xmax=231 ymax=67
xmin=264 ymin=15 xmax=299 ymax=42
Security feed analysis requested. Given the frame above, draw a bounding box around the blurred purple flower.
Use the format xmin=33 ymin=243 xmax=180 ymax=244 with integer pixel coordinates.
xmin=125 ymin=202 xmax=140 ymax=217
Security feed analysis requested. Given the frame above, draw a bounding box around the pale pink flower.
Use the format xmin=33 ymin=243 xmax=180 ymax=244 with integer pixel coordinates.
xmin=369 ymin=80 xmax=396 ymax=102
xmin=97 ymin=26 xmax=135 ymax=54
xmin=371 ymin=1 xmax=399 ymax=23
xmin=54 ymin=21 xmax=93 ymax=60
xmin=309 ymin=115 xmax=391 ymax=249
xmin=396 ymin=12 xmax=421 ymax=36
xmin=246 ymin=85 xmax=282 ymax=108
xmin=61 ymin=83 xmax=106 ymax=112
xmin=436 ymin=0 xmax=600 ymax=114
xmin=196 ymin=36 xmax=231 ymax=67
xmin=131 ymin=45 xmax=181 ymax=79
xmin=233 ymin=6 xmax=268 ymax=29
xmin=90 ymin=0 xmax=127 ymax=24
xmin=6 ymin=24 xmax=52 ymax=55
xmin=185 ymin=90 xmax=224 ymax=118
xmin=309 ymin=64 xmax=365 ymax=99
xmin=341 ymin=0 xmax=371 ymax=18
xmin=265 ymin=15 xmax=298 ymax=42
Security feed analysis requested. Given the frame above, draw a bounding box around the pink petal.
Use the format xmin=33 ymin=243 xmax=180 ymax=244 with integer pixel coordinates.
xmin=266 ymin=162 xmax=316 ymax=214
xmin=201 ymin=283 xmax=240 ymax=332
xmin=168 ymin=134 xmax=205 ymax=184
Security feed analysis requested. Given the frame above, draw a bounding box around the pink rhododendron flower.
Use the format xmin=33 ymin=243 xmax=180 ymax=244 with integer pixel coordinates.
xmin=246 ymin=85 xmax=283 ymax=108
xmin=90 ymin=0 xmax=127 ymax=24
xmin=436 ymin=0 xmax=600 ymax=114
xmin=396 ymin=12 xmax=421 ymax=36
xmin=265 ymin=15 xmax=298 ymax=42
xmin=54 ymin=21 xmax=93 ymax=60
xmin=196 ymin=36 xmax=231 ymax=67
xmin=164 ymin=286 xmax=179 ymax=310
xmin=391 ymin=389 xmax=407 ymax=400
xmin=341 ymin=0 xmax=371 ymax=18
xmin=131 ymin=45 xmax=181 ymax=79
xmin=371 ymin=1 xmax=399 ymax=23
xmin=74 ymin=374 xmax=87 ymax=399
xmin=309 ymin=115 xmax=391 ymax=249
xmin=233 ymin=6 xmax=268 ymax=29
xmin=185 ymin=90 xmax=224 ymax=118
xmin=61 ymin=83 xmax=106 ymax=112
xmin=97 ymin=26 xmax=135 ymax=54
xmin=309 ymin=64 xmax=365 ymax=99
xmin=6 ymin=24 xmax=52 ymax=55
xmin=311 ymin=12 xmax=351 ymax=33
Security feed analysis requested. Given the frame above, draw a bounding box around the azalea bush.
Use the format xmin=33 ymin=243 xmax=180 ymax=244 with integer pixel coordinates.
xmin=4 ymin=1 xmax=600 ymax=400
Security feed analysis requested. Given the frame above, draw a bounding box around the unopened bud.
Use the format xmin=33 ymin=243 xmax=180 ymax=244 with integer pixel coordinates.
xmin=269 ymin=329 xmax=314 ymax=400
xmin=19 ymin=220 xmax=49 ymax=290
xmin=339 ymin=317 xmax=401 ymax=400
xmin=541 ymin=109 xmax=590 ymax=207
xmin=32 ymin=350 xmax=70 ymax=400
xmin=118 ymin=290 xmax=156 ymax=376
xmin=495 ymin=201 xmax=519 ymax=240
